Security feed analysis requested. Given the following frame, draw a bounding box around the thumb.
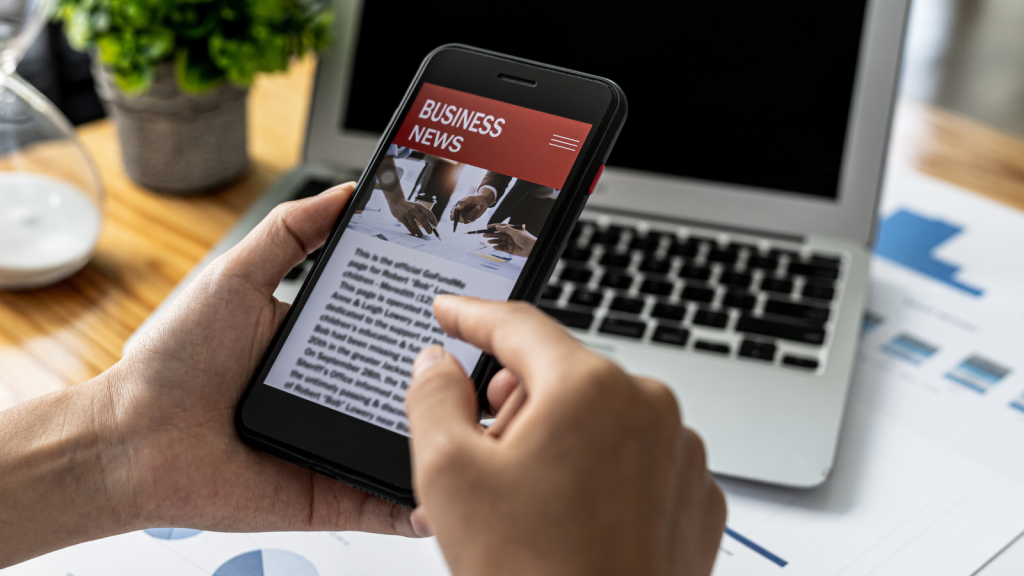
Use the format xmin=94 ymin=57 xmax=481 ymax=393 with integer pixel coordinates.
xmin=406 ymin=346 xmax=481 ymax=469
xmin=219 ymin=183 xmax=353 ymax=294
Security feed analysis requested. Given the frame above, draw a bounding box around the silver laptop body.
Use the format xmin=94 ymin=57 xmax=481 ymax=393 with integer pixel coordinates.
xmin=127 ymin=0 xmax=911 ymax=488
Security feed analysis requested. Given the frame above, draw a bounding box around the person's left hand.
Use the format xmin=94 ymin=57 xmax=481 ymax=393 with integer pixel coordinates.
xmin=483 ymin=223 xmax=536 ymax=257
xmin=106 ymin=183 xmax=416 ymax=535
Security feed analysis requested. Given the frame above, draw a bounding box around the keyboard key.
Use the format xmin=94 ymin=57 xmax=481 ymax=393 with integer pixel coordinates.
xmin=681 ymin=285 xmax=715 ymax=303
xmin=640 ymin=278 xmax=674 ymax=296
xmin=723 ymin=290 xmax=756 ymax=310
xmin=629 ymin=233 xmax=664 ymax=251
xmin=668 ymin=240 xmax=699 ymax=257
xmin=736 ymin=315 xmax=826 ymax=345
xmin=652 ymin=325 xmax=689 ymax=346
xmin=609 ymin=296 xmax=645 ymax=314
xmin=802 ymin=282 xmax=836 ymax=301
xmin=559 ymin=267 xmax=592 ymax=283
xmin=727 ymin=242 xmax=758 ymax=252
xmin=562 ymin=246 xmax=592 ymax=261
xmin=746 ymin=255 xmax=779 ymax=270
xmin=639 ymin=256 xmax=671 ymax=274
xmin=764 ymin=299 xmax=831 ymax=323
xmin=769 ymin=248 xmax=801 ymax=260
xmin=694 ymin=340 xmax=730 ymax=354
xmin=718 ymin=271 xmax=752 ymax=289
xmin=599 ymin=317 xmax=647 ymax=339
xmin=569 ymin=290 xmax=604 ymax=308
xmin=600 ymin=252 xmax=632 ymax=269
xmin=760 ymin=277 xmax=794 ymax=294
xmin=293 ymin=178 xmax=336 ymax=200
xmin=600 ymin=272 xmax=633 ymax=289
xmin=783 ymin=355 xmax=820 ymax=369
xmin=285 ymin=262 xmax=306 ymax=280
xmin=570 ymin=220 xmax=594 ymax=238
xmin=739 ymin=340 xmax=776 ymax=361
xmin=540 ymin=306 xmax=594 ymax=330
xmin=679 ymin=265 xmax=712 ymax=281
xmin=809 ymin=254 xmax=841 ymax=269
xmin=589 ymin=230 xmax=621 ymax=245
xmin=706 ymin=248 xmax=739 ymax=265
xmin=693 ymin=309 xmax=729 ymax=329
xmin=541 ymin=285 xmax=562 ymax=301
xmin=651 ymin=302 xmax=687 ymax=321
xmin=788 ymin=262 xmax=840 ymax=280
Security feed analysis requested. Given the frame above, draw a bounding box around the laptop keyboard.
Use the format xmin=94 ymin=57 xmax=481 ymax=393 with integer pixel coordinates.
xmin=277 ymin=178 xmax=842 ymax=373
xmin=539 ymin=216 xmax=846 ymax=372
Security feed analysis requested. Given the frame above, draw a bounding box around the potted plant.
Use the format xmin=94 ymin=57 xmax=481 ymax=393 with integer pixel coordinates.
xmin=56 ymin=0 xmax=332 ymax=194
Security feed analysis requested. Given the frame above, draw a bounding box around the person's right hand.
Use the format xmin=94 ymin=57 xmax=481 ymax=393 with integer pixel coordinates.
xmin=389 ymin=199 xmax=439 ymax=238
xmin=405 ymin=297 xmax=726 ymax=576
xmin=483 ymin=223 xmax=537 ymax=257
xmin=449 ymin=189 xmax=494 ymax=224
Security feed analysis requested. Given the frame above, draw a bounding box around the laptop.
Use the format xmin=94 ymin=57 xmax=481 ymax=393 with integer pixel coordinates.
xmin=126 ymin=0 xmax=911 ymax=488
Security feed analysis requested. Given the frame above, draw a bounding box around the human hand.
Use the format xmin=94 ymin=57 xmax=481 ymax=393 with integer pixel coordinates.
xmin=111 ymin=184 xmax=416 ymax=535
xmin=405 ymin=297 xmax=726 ymax=576
xmin=389 ymin=199 xmax=439 ymax=237
xmin=449 ymin=189 xmax=494 ymax=224
xmin=483 ymin=223 xmax=536 ymax=257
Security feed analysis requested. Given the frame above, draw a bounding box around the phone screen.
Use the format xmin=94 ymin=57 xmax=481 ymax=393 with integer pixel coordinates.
xmin=262 ymin=82 xmax=592 ymax=436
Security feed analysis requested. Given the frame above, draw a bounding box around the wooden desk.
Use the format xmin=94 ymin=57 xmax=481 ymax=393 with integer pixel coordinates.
xmin=3 ymin=59 xmax=1024 ymax=409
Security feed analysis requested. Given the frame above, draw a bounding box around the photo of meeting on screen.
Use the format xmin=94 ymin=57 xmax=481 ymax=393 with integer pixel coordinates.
xmin=348 ymin=145 xmax=558 ymax=281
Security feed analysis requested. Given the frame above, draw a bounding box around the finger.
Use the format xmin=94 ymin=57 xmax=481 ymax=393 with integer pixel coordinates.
xmin=406 ymin=345 xmax=482 ymax=460
xmin=432 ymin=296 xmax=597 ymax=391
xmin=221 ymin=183 xmax=353 ymax=293
xmin=485 ymin=384 xmax=526 ymax=438
xmin=410 ymin=507 xmax=434 ymax=537
xmin=412 ymin=211 xmax=436 ymax=235
xmin=401 ymin=215 xmax=423 ymax=237
xmin=487 ymin=367 xmax=521 ymax=413
xmin=416 ymin=205 xmax=439 ymax=227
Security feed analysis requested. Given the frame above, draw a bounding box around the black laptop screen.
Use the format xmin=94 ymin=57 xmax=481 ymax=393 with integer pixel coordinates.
xmin=342 ymin=1 xmax=868 ymax=200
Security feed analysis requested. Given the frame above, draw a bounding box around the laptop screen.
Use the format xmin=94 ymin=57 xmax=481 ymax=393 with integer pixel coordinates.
xmin=342 ymin=1 xmax=868 ymax=200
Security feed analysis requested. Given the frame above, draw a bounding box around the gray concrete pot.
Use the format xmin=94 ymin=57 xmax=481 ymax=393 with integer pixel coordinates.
xmin=95 ymin=61 xmax=248 ymax=194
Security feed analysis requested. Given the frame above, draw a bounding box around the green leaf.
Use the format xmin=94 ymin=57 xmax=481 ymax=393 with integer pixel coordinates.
xmin=96 ymin=33 xmax=122 ymax=64
xmin=114 ymin=65 xmax=154 ymax=96
xmin=138 ymin=26 xmax=175 ymax=60
xmin=175 ymin=48 xmax=224 ymax=93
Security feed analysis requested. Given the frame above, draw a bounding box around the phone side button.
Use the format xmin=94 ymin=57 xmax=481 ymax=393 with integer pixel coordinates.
xmin=588 ymin=164 xmax=605 ymax=194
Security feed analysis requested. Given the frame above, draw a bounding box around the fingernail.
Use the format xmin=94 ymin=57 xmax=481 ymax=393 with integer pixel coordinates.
xmin=319 ymin=182 xmax=354 ymax=195
xmin=412 ymin=345 xmax=446 ymax=378
xmin=411 ymin=508 xmax=434 ymax=537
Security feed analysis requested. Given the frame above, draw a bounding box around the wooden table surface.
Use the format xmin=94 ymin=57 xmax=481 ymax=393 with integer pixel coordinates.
xmin=3 ymin=58 xmax=1024 ymax=410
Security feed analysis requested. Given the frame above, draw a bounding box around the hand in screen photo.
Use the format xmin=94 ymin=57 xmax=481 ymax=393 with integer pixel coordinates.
xmin=483 ymin=223 xmax=536 ymax=257
xmin=377 ymin=154 xmax=439 ymax=238
xmin=449 ymin=186 xmax=495 ymax=223
xmin=405 ymin=297 xmax=727 ymax=576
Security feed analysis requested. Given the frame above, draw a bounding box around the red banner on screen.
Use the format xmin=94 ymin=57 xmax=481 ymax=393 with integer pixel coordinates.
xmin=393 ymin=83 xmax=592 ymax=190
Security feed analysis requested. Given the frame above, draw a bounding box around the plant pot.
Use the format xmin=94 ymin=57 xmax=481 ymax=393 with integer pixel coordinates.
xmin=94 ymin=61 xmax=249 ymax=194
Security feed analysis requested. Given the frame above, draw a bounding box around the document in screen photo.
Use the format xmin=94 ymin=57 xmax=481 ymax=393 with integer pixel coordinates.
xmin=263 ymin=82 xmax=591 ymax=436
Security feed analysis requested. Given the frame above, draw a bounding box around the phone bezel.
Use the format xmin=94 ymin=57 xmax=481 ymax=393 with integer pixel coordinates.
xmin=236 ymin=44 xmax=626 ymax=506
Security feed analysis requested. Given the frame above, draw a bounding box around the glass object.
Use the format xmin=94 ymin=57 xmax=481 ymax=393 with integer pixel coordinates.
xmin=0 ymin=0 xmax=105 ymax=289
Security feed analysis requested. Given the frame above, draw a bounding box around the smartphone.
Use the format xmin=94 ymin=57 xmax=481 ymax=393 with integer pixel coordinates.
xmin=236 ymin=44 xmax=627 ymax=506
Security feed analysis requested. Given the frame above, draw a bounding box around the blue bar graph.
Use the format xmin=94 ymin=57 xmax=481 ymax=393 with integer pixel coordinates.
xmin=881 ymin=333 xmax=938 ymax=366
xmin=945 ymin=355 xmax=1010 ymax=393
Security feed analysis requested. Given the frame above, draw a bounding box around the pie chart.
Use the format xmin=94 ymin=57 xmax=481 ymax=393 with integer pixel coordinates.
xmin=213 ymin=549 xmax=318 ymax=576
xmin=144 ymin=528 xmax=202 ymax=540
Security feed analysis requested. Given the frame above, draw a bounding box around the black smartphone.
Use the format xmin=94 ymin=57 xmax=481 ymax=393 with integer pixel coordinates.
xmin=236 ymin=44 xmax=626 ymax=506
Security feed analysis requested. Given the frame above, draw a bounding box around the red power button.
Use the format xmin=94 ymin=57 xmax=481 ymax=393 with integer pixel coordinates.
xmin=588 ymin=164 xmax=605 ymax=194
